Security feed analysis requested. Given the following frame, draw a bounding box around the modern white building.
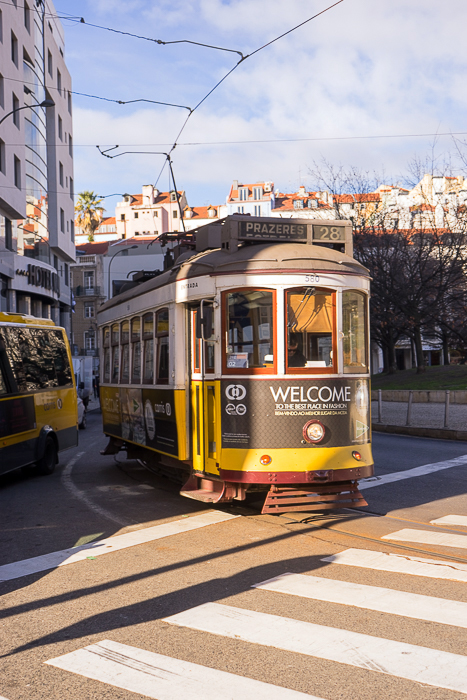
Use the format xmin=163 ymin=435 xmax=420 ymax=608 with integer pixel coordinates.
xmin=0 ymin=0 xmax=74 ymax=331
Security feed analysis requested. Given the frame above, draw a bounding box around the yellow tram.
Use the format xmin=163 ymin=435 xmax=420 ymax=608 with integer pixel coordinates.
xmin=98 ymin=216 xmax=373 ymax=514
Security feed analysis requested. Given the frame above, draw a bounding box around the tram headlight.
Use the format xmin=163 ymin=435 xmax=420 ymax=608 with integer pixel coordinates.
xmin=303 ymin=420 xmax=325 ymax=444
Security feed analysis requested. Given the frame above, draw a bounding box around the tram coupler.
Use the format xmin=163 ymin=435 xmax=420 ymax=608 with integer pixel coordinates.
xmin=262 ymin=481 xmax=368 ymax=515
xmin=180 ymin=475 xmax=246 ymax=504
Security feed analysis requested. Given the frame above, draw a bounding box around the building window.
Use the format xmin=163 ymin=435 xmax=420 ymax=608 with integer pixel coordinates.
xmin=70 ymin=220 xmax=74 ymax=242
xmin=170 ymin=191 xmax=177 ymax=202
xmin=70 ymin=177 xmax=73 ymax=198
xmin=68 ymin=134 xmax=73 ymax=157
xmin=293 ymin=199 xmax=304 ymax=209
xmin=59 ymin=161 xmax=63 ymax=186
xmin=253 ymin=187 xmax=262 ymax=199
xmin=60 ymin=207 xmax=65 ymax=232
xmin=14 ymin=155 xmax=21 ymax=188
xmin=47 ymin=50 xmax=52 ymax=76
xmin=0 ymin=139 xmax=4 ymax=174
xmin=11 ymin=31 xmax=18 ymax=67
xmin=12 ymin=93 xmax=19 ymax=127
xmin=58 ymin=115 xmax=62 ymax=140
xmin=0 ymin=10 xmax=3 ymax=43
xmin=67 ymin=90 xmax=72 ymax=113
xmin=239 ymin=188 xmax=248 ymax=201
xmin=237 ymin=206 xmax=244 ymax=213
xmin=173 ymin=210 xmax=178 ymax=218
xmin=24 ymin=1 xmax=30 ymax=32
xmin=134 ymin=212 xmax=138 ymax=218
xmin=64 ymin=263 xmax=69 ymax=286
xmin=254 ymin=205 xmax=261 ymax=216
xmin=85 ymin=331 xmax=96 ymax=351
xmin=57 ymin=69 xmax=61 ymax=95
xmin=120 ymin=214 xmax=125 ymax=221
xmin=154 ymin=210 xmax=158 ymax=217
xmin=84 ymin=302 xmax=94 ymax=318
xmin=0 ymin=74 xmax=3 ymax=107
xmin=84 ymin=271 xmax=94 ymax=289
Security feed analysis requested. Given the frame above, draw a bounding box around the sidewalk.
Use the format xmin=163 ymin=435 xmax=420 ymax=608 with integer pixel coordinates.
xmin=371 ymin=400 xmax=467 ymax=441
xmin=86 ymin=395 xmax=101 ymax=413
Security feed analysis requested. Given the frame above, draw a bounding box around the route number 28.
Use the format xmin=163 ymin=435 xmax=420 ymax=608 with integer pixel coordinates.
xmin=318 ymin=226 xmax=343 ymax=240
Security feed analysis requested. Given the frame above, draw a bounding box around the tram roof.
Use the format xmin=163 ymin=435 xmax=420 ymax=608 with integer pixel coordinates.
xmin=99 ymin=234 xmax=369 ymax=314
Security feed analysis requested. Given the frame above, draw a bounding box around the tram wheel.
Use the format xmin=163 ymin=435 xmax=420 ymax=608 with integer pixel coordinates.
xmin=37 ymin=437 xmax=57 ymax=475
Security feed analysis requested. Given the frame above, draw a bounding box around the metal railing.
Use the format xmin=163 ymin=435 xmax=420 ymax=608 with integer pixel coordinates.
xmin=74 ymin=285 xmax=103 ymax=297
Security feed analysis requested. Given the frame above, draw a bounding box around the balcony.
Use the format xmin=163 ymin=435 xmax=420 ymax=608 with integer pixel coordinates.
xmin=74 ymin=285 xmax=103 ymax=297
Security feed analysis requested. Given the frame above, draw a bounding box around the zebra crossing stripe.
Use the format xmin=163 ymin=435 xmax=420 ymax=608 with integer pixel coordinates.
xmin=321 ymin=548 xmax=467 ymax=583
xmin=0 ymin=511 xmax=238 ymax=582
xmin=430 ymin=515 xmax=467 ymax=527
xmin=253 ymin=573 xmax=467 ymax=628
xmin=359 ymin=454 xmax=467 ymax=490
xmin=164 ymin=603 xmax=467 ymax=694
xmin=46 ymin=639 xmax=319 ymax=699
xmin=381 ymin=528 xmax=467 ymax=549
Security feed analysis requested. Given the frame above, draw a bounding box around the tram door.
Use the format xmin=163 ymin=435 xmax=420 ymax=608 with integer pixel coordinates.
xmin=190 ymin=304 xmax=218 ymax=475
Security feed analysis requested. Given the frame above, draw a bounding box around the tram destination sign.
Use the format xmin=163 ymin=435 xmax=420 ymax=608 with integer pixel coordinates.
xmin=238 ymin=220 xmax=348 ymax=244
xmin=239 ymin=221 xmax=308 ymax=242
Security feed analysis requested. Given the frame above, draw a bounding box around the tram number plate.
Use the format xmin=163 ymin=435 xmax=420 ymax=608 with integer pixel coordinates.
xmin=312 ymin=225 xmax=346 ymax=241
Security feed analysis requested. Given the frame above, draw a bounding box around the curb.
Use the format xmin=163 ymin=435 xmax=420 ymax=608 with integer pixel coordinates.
xmin=372 ymin=423 xmax=467 ymax=441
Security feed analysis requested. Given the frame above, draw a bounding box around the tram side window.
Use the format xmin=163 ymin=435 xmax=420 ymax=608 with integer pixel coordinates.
xmin=111 ymin=324 xmax=120 ymax=383
xmin=103 ymin=326 xmax=110 ymax=382
xmin=0 ymin=366 xmax=7 ymax=395
xmin=131 ymin=317 xmax=141 ymax=383
xmin=120 ymin=321 xmax=130 ymax=383
xmin=342 ymin=290 xmax=368 ymax=373
xmin=0 ymin=327 xmax=72 ymax=391
xmin=286 ymin=288 xmax=335 ymax=372
xmin=155 ymin=308 xmax=169 ymax=384
xmin=225 ymin=289 xmax=274 ymax=370
xmin=142 ymin=313 xmax=154 ymax=384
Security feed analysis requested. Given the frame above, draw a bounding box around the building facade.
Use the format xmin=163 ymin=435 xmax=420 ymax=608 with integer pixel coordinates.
xmin=0 ymin=0 xmax=74 ymax=331
xmin=115 ymin=186 xmax=188 ymax=239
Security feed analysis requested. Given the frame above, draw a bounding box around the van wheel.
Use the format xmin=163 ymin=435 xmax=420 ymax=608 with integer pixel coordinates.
xmin=37 ymin=437 xmax=57 ymax=475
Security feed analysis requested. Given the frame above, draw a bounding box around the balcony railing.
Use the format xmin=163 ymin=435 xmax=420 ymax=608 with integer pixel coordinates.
xmin=74 ymin=285 xmax=103 ymax=297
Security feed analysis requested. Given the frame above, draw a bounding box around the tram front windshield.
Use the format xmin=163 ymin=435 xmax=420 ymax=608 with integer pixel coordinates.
xmin=286 ymin=287 xmax=334 ymax=370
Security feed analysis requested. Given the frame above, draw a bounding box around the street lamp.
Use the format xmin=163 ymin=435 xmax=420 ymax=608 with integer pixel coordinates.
xmin=0 ymin=98 xmax=55 ymax=126
xmin=107 ymin=245 xmax=138 ymax=299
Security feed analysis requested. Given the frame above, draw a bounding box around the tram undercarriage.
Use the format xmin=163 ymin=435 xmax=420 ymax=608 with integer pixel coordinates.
xmin=102 ymin=437 xmax=369 ymax=515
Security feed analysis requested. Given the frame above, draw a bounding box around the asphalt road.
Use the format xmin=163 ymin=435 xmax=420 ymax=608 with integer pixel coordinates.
xmin=1 ymin=413 xmax=467 ymax=700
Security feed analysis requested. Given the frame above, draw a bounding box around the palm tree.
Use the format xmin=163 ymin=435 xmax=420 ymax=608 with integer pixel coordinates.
xmin=75 ymin=191 xmax=104 ymax=242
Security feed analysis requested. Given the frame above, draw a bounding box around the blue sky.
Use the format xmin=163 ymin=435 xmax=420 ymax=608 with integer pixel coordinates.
xmin=58 ymin=0 xmax=467 ymax=213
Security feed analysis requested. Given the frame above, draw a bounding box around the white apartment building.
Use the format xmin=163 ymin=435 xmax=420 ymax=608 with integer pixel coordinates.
xmin=226 ymin=180 xmax=275 ymax=216
xmin=0 ymin=0 xmax=74 ymax=331
xmin=115 ymin=185 xmax=188 ymax=239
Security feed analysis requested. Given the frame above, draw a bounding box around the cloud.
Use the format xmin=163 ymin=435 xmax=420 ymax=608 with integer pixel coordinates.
xmin=68 ymin=0 xmax=467 ymax=205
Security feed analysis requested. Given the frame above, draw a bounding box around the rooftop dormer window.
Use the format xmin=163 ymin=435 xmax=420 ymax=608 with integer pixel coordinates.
xmin=239 ymin=188 xmax=248 ymax=201
xmin=293 ymin=199 xmax=304 ymax=209
xmin=253 ymin=187 xmax=262 ymax=200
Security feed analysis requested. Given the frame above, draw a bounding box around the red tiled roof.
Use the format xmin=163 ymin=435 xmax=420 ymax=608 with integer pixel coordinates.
xmin=410 ymin=204 xmax=435 ymax=212
xmin=76 ymin=241 xmax=111 ymax=255
xmin=334 ymin=193 xmax=381 ymax=203
xmin=99 ymin=216 xmax=116 ymax=225
xmin=127 ymin=191 xmax=184 ymax=207
xmin=228 ymin=183 xmax=274 ymax=202
xmin=183 ymin=206 xmax=219 ymax=219
xmin=273 ymin=193 xmax=331 ymax=211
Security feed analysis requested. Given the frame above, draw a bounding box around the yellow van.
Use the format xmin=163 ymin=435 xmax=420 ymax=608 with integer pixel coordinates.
xmin=0 ymin=313 xmax=78 ymax=476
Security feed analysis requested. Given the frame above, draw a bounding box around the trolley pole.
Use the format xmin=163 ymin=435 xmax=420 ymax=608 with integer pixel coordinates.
xmin=377 ymin=389 xmax=382 ymax=423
